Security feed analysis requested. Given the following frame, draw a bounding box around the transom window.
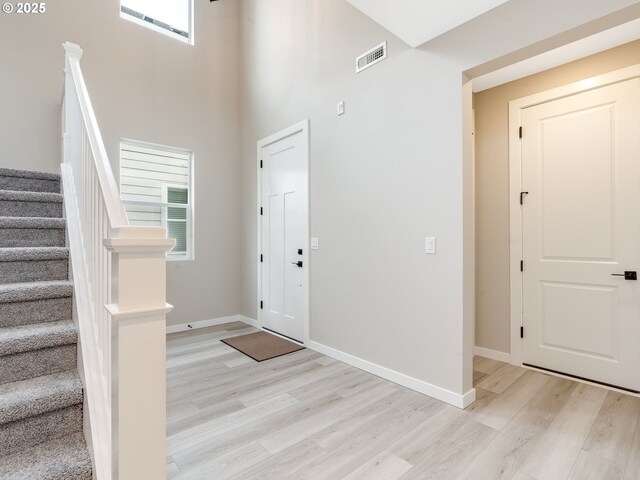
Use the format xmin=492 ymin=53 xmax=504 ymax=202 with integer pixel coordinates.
xmin=120 ymin=0 xmax=193 ymax=44
xmin=120 ymin=140 xmax=194 ymax=260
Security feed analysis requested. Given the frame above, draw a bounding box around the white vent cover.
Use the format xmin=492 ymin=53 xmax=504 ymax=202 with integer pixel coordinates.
xmin=356 ymin=41 xmax=387 ymax=73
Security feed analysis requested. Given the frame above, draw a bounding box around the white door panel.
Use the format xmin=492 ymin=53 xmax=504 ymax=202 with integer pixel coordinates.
xmin=539 ymin=104 xmax=614 ymax=260
xmin=267 ymin=189 xmax=285 ymax=317
xmin=521 ymin=78 xmax=640 ymax=391
xmin=540 ymin=282 xmax=617 ymax=360
xmin=261 ymin=129 xmax=308 ymax=342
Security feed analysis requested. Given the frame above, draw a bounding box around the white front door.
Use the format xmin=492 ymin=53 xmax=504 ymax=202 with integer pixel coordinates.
xmin=260 ymin=124 xmax=309 ymax=343
xmin=521 ymin=77 xmax=640 ymax=392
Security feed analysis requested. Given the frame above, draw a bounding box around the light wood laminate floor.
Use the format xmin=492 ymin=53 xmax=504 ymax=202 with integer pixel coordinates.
xmin=167 ymin=323 xmax=640 ymax=480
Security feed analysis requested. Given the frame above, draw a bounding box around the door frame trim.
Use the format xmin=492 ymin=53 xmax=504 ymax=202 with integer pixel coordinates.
xmin=256 ymin=119 xmax=311 ymax=344
xmin=508 ymin=63 xmax=640 ymax=366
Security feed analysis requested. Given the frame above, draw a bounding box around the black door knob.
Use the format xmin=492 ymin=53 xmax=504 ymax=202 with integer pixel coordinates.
xmin=291 ymin=261 xmax=303 ymax=268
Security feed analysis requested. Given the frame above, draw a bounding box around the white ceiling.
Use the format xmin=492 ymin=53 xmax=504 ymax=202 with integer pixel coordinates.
xmin=472 ymin=18 xmax=640 ymax=91
xmin=345 ymin=0 xmax=511 ymax=48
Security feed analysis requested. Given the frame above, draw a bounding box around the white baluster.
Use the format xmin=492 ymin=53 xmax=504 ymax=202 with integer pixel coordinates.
xmin=61 ymin=42 xmax=174 ymax=480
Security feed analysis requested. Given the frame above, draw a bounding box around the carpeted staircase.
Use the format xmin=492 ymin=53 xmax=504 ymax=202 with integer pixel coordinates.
xmin=0 ymin=168 xmax=92 ymax=479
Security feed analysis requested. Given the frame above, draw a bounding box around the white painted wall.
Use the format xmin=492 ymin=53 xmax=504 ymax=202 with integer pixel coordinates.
xmin=0 ymin=0 xmax=242 ymax=327
xmin=239 ymin=0 xmax=640 ymax=399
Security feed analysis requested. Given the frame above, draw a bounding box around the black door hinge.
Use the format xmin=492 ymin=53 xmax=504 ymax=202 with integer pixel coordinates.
xmin=520 ymin=260 xmax=524 ymax=272
xmin=260 ymin=160 xmax=263 ymax=168
xmin=519 ymin=126 xmax=523 ymax=139
xmin=260 ymin=254 xmax=263 ymax=263
xmin=260 ymin=207 xmax=263 ymax=216
xmin=520 ymin=192 xmax=529 ymax=205
xmin=260 ymin=301 xmax=263 ymax=309
xmin=520 ymin=326 xmax=524 ymax=338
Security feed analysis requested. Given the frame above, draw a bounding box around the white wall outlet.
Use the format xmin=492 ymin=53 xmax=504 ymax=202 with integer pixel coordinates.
xmin=425 ymin=236 xmax=436 ymax=254
xmin=311 ymin=237 xmax=319 ymax=250
xmin=337 ymin=101 xmax=345 ymax=116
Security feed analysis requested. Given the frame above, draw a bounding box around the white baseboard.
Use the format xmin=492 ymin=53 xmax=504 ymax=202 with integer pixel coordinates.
xmin=236 ymin=315 xmax=260 ymax=329
xmin=166 ymin=318 xmax=475 ymax=408
xmin=307 ymin=341 xmax=476 ymax=409
xmin=166 ymin=315 xmax=258 ymax=334
xmin=474 ymin=346 xmax=511 ymax=363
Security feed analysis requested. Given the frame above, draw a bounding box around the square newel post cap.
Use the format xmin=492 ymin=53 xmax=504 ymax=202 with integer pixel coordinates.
xmin=104 ymin=226 xmax=176 ymax=255
xmin=63 ymin=42 xmax=83 ymax=60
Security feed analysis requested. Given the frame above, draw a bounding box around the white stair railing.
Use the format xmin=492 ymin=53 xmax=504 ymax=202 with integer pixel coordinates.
xmin=61 ymin=42 xmax=174 ymax=480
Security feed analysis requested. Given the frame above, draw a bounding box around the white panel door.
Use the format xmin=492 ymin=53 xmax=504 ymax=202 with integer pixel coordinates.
xmin=261 ymin=129 xmax=308 ymax=342
xmin=521 ymin=78 xmax=640 ymax=391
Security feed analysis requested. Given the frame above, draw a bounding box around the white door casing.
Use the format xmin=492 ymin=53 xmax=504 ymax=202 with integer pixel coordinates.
xmin=258 ymin=120 xmax=310 ymax=343
xmin=509 ymin=66 xmax=640 ymax=392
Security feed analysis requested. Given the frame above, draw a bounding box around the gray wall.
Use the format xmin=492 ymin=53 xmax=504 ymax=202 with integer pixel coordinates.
xmin=240 ymin=0 xmax=467 ymax=394
xmin=238 ymin=0 xmax=639 ymax=396
xmin=0 ymin=0 xmax=242 ymax=326
xmin=475 ymin=40 xmax=640 ymax=354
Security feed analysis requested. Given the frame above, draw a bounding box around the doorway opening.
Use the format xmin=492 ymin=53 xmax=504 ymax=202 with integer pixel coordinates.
xmin=470 ymin=36 xmax=640 ymax=392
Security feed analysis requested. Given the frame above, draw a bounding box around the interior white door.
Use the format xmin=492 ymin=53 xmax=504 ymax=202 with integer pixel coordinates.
xmin=521 ymin=77 xmax=640 ymax=392
xmin=260 ymin=128 xmax=308 ymax=343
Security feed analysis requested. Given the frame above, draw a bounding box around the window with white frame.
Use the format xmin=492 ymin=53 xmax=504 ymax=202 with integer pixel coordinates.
xmin=120 ymin=140 xmax=193 ymax=260
xmin=120 ymin=0 xmax=193 ymax=44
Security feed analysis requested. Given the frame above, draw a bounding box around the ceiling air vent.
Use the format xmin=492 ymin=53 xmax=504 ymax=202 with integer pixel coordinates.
xmin=356 ymin=41 xmax=387 ymax=73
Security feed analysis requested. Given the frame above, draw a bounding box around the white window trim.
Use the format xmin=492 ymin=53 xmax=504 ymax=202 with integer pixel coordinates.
xmin=120 ymin=138 xmax=195 ymax=262
xmin=120 ymin=0 xmax=194 ymax=46
xmin=122 ymin=137 xmax=193 ymax=160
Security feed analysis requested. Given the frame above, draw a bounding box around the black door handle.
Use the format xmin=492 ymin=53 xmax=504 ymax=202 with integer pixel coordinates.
xmin=291 ymin=261 xmax=303 ymax=268
xmin=611 ymin=271 xmax=637 ymax=281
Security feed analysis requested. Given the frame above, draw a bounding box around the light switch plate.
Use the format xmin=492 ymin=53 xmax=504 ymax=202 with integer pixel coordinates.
xmin=337 ymin=101 xmax=345 ymax=116
xmin=425 ymin=236 xmax=436 ymax=254
xmin=311 ymin=237 xmax=319 ymax=250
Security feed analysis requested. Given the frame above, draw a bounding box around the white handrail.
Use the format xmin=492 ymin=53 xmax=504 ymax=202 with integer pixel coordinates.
xmin=63 ymin=43 xmax=128 ymax=229
xmin=61 ymin=42 xmax=174 ymax=480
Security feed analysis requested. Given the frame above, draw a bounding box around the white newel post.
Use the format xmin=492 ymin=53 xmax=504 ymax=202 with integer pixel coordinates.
xmin=62 ymin=42 xmax=82 ymax=169
xmin=105 ymin=227 xmax=175 ymax=480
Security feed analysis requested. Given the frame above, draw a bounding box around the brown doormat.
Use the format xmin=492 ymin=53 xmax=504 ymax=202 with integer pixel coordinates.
xmin=221 ymin=331 xmax=305 ymax=362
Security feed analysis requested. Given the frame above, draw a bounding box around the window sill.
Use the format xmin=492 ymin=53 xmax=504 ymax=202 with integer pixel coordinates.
xmin=168 ymin=255 xmax=193 ymax=262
